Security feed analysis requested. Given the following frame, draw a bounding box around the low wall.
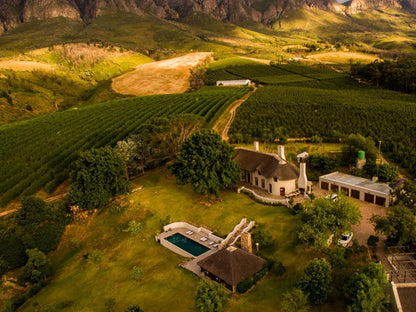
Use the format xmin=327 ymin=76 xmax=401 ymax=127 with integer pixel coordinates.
xmin=162 ymin=222 xmax=223 ymax=243
xmin=238 ymin=187 xmax=289 ymax=206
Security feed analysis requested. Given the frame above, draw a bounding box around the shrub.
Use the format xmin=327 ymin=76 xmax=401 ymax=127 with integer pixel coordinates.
xmin=237 ymin=262 xmax=272 ymax=293
xmin=105 ymin=298 xmax=116 ymax=312
xmin=195 ymin=280 xmax=228 ymax=312
xmin=367 ymin=235 xmax=379 ymax=248
xmin=298 ymin=258 xmax=332 ymax=306
xmin=87 ymin=250 xmax=103 ymax=264
xmin=127 ymin=221 xmax=143 ymax=235
xmin=281 ymin=288 xmax=309 ymax=312
xmin=0 ymin=231 xmax=27 ymax=269
xmin=125 ymin=305 xmax=144 ymax=312
xmin=252 ymin=224 xmax=274 ymax=250
xmin=131 ymin=266 xmax=144 ymax=282
xmin=273 ymin=261 xmax=286 ymax=276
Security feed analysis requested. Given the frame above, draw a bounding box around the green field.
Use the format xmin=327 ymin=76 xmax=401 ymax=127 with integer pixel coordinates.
xmin=205 ymin=57 xmax=345 ymax=85
xmin=0 ymin=88 xmax=248 ymax=207
xmin=227 ymin=73 xmax=416 ymax=176
xmin=16 ymin=168 xmax=343 ymax=312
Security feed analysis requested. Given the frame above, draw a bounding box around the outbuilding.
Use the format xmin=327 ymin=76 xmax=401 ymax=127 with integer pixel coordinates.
xmin=319 ymin=172 xmax=392 ymax=207
xmin=197 ymin=246 xmax=266 ymax=292
xmin=216 ymin=80 xmax=251 ymax=86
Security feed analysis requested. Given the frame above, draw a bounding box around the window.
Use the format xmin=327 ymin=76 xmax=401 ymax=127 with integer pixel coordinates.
xmin=321 ymin=181 xmax=329 ymax=190
xmin=274 ymin=177 xmax=278 ymax=182
xmin=269 ymin=184 xmax=272 ymax=193
xmin=258 ymin=171 xmax=261 ymax=175
xmin=255 ymin=177 xmax=258 ymax=186
xmin=261 ymin=179 xmax=265 ymax=188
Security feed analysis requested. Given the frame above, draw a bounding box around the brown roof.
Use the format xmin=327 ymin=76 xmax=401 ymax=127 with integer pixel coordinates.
xmin=398 ymin=287 xmax=416 ymax=312
xmin=234 ymin=148 xmax=299 ymax=180
xmin=197 ymin=247 xmax=266 ymax=286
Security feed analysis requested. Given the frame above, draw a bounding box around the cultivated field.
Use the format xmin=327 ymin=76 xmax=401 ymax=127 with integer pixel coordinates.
xmin=0 ymin=88 xmax=248 ymax=207
xmin=0 ymin=60 xmax=54 ymax=71
xmin=112 ymin=52 xmax=212 ymax=96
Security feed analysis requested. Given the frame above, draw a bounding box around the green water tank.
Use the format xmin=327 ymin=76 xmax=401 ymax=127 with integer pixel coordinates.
xmin=358 ymin=150 xmax=366 ymax=160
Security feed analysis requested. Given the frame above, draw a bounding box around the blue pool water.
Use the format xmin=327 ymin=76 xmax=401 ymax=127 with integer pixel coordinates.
xmin=165 ymin=233 xmax=210 ymax=257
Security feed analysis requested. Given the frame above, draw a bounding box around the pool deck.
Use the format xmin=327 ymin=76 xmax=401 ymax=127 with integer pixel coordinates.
xmin=156 ymin=222 xmax=224 ymax=258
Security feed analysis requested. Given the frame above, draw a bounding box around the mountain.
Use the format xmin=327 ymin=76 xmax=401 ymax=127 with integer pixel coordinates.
xmin=0 ymin=0 xmax=414 ymax=33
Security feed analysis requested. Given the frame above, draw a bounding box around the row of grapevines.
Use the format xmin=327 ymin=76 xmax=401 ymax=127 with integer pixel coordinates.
xmin=0 ymin=88 xmax=248 ymax=206
xmin=229 ymin=78 xmax=416 ymax=175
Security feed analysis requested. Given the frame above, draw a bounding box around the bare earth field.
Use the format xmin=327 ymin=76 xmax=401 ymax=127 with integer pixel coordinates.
xmin=305 ymin=52 xmax=378 ymax=64
xmin=0 ymin=60 xmax=54 ymax=71
xmin=112 ymin=52 xmax=212 ymax=96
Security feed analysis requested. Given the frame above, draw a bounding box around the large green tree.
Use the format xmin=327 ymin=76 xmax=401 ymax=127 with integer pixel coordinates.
xmin=297 ymin=196 xmax=362 ymax=250
xmin=342 ymin=134 xmax=378 ymax=165
xmin=195 ymin=280 xmax=228 ymax=312
xmin=299 ymin=258 xmax=332 ymax=306
xmin=371 ymin=205 xmax=416 ymax=247
xmin=67 ymin=147 xmax=129 ymax=210
xmin=171 ymin=130 xmax=240 ymax=197
xmin=345 ymin=262 xmax=389 ymax=312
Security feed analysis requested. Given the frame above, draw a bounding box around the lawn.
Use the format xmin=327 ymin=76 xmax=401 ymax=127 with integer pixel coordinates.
xmin=17 ymin=167 xmax=346 ymax=312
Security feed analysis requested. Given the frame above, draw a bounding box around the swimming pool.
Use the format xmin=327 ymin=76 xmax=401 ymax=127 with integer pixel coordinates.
xmin=165 ymin=233 xmax=210 ymax=257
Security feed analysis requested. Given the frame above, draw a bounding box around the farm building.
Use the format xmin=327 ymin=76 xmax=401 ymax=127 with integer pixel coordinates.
xmin=197 ymin=246 xmax=266 ymax=292
xmin=319 ymin=172 xmax=392 ymax=207
xmin=216 ymin=79 xmax=251 ymax=86
xmin=233 ymin=142 xmax=311 ymax=196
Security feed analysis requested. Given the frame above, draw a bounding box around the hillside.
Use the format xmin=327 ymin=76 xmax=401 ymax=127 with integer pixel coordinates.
xmin=1 ymin=0 xmax=416 ymax=33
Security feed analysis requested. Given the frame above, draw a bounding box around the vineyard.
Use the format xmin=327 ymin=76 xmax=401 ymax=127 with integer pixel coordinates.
xmin=0 ymin=88 xmax=248 ymax=206
xmin=228 ymin=76 xmax=416 ymax=175
xmin=205 ymin=57 xmax=345 ymax=85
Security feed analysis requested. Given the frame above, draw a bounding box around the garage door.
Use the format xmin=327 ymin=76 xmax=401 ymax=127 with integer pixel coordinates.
xmin=321 ymin=181 xmax=329 ymax=190
xmin=331 ymin=184 xmax=339 ymax=192
xmin=365 ymin=193 xmax=374 ymax=203
xmin=375 ymin=196 xmax=386 ymax=206
xmin=341 ymin=187 xmax=349 ymax=195
xmin=351 ymin=189 xmax=360 ymax=199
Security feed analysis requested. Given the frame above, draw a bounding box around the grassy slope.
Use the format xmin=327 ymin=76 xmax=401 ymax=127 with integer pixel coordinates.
xmin=17 ymin=168 xmax=343 ymax=312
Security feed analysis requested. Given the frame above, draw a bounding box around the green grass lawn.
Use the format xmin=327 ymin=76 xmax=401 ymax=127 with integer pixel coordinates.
xmin=17 ymin=167 xmax=346 ymax=312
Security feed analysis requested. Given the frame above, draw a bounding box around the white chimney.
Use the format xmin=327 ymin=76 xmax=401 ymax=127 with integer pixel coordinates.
xmin=278 ymin=145 xmax=286 ymax=160
xmin=254 ymin=141 xmax=259 ymax=151
xmin=297 ymin=152 xmax=309 ymax=193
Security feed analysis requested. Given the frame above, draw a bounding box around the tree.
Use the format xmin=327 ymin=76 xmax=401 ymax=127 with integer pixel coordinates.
xmin=297 ymin=196 xmax=362 ymax=250
xmin=171 ymin=130 xmax=240 ymax=197
xmin=116 ymin=135 xmax=149 ymax=177
xmin=281 ymin=288 xmax=309 ymax=312
xmin=345 ymin=262 xmax=389 ymax=312
xmin=16 ymin=197 xmax=67 ymax=253
xmin=251 ymin=223 xmax=274 ymax=250
xmin=18 ymin=249 xmax=52 ymax=284
xmin=378 ymin=164 xmax=399 ymax=183
xmin=371 ymin=205 xmax=416 ymax=247
xmin=0 ymin=257 xmax=8 ymax=280
xmin=394 ymin=180 xmax=416 ymax=213
xmin=0 ymin=230 xmax=27 ymax=268
xmin=298 ymin=258 xmax=332 ymax=306
xmin=67 ymin=147 xmax=129 ymax=210
xmin=342 ymin=134 xmax=378 ymax=165
xmin=125 ymin=305 xmax=144 ymax=312
xmin=195 ymin=280 xmax=228 ymax=312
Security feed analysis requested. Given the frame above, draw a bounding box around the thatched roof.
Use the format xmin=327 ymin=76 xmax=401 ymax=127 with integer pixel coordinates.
xmin=197 ymin=247 xmax=266 ymax=286
xmin=234 ymin=148 xmax=299 ymax=181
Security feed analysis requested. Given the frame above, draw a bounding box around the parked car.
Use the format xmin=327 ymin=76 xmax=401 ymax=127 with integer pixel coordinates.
xmin=325 ymin=193 xmax=338 ymax=202
xmin=338 ymin=232 xmax=353 ymax=247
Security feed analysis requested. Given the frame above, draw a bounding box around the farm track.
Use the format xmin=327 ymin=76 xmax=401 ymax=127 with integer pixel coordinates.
xmin=0 ymin=193 xmax=67 ymax=218
xmin=213 ymin=86 xmax=257 ymax=141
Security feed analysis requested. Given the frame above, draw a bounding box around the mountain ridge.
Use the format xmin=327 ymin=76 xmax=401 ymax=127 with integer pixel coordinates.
xmin=0 ymin=0 xmax=413 ymax=33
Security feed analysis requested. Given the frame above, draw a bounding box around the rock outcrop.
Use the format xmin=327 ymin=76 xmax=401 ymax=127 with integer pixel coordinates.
xmin=0 ymin=0 xmax=414 ymax=32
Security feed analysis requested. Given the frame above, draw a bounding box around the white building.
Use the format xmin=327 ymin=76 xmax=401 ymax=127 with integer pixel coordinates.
xmin=319 ymin=172 xmax=392 ymax=207
xmin=216 ymin=80 xmax=251 ymax=86
xmin=234 ymin=143 xmax=304 ymax=196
